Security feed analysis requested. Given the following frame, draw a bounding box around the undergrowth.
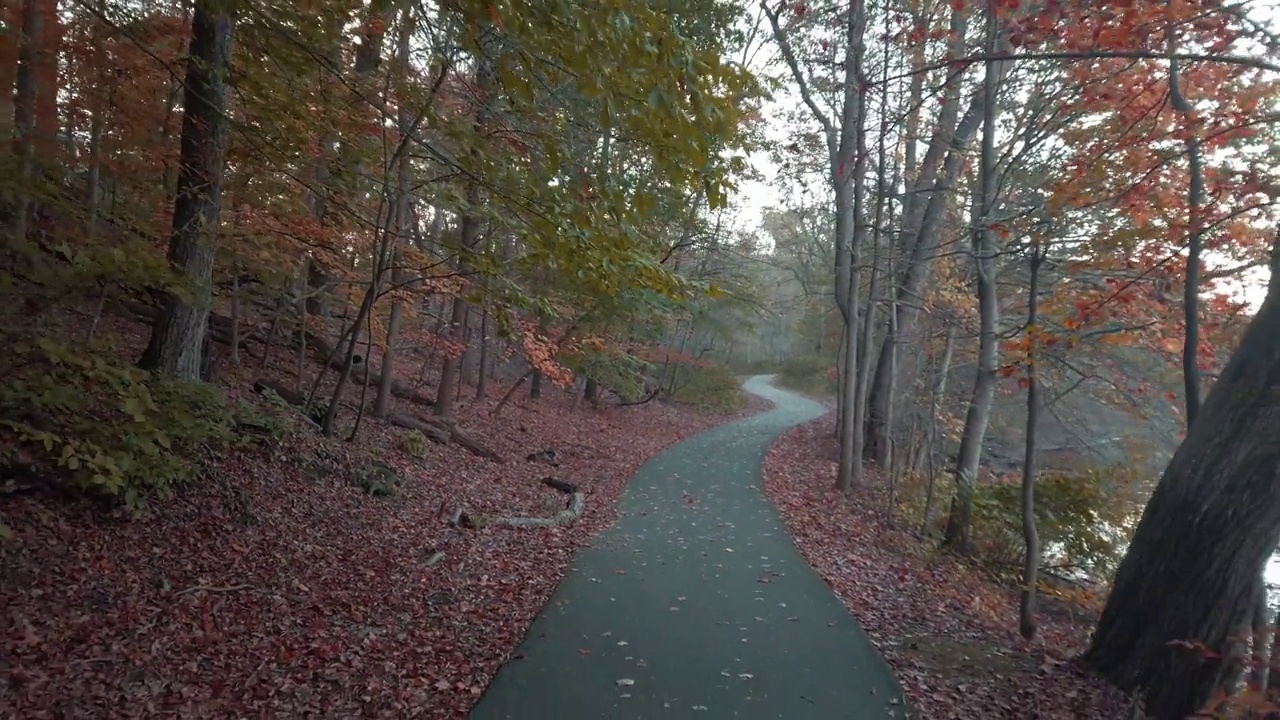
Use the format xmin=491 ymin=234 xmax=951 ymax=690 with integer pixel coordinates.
xmin=0 ymin=336 xmax=270 ymax=512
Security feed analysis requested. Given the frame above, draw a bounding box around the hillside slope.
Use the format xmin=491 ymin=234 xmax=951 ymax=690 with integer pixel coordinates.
xmin=0 ymin=307 xmax=762 ymax=718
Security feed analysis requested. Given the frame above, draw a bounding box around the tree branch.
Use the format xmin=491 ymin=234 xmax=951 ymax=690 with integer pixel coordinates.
xmin=760 ymin=0 xmax=836 ymax=159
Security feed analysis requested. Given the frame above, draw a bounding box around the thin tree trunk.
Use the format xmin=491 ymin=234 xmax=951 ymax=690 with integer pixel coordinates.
xmin=1019 ymin=240 xmax=1045 ymax=640
xmin=943 ymin=1 xmax=1003 ymax=555
xmin=919 ymin=323 xmax=955 ymax=535
xmin=374 ymin=9 xmax=415 ymax=419
xmin=321 ymin=261 xmax=381 ymax=436
xmin=229 ymin=262 xmax=241 ymax=364
xmin=1168 ymin=20 xmax=1203 ymax=427
xmin=475 ymin=302 xmax=490 ymax=400
xmin=137 ymin=0 xmax=235 ymax=380
xmin=295 ymin=261 xmax=308 ymax=391
xmin=259 ymin=294 xmax=285 ymax=373
xmin=435 ymin=27 xmax=498 ymax=417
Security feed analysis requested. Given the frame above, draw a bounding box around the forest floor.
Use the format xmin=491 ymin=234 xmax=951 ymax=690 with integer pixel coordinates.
xmin=762 ymin=418 xmax=1136 ymax=719
xmin=0 ymin=308 xmax=769 ymax=719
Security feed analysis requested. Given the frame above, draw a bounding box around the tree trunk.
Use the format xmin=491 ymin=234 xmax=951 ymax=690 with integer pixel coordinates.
xmin=1248 ymin=577 xmax=1271 ymax=695
xmin=374 ymin=9 xmax=414 ymax=419
xmin=1168 ymin=24 xmax=1203 ymax=427
xmin=1019 ymin=241 xmax=1045 ymax=640
xmin=8 ymin=0 xmax=41 ymax=240
xmin=475 ymin=303 xmax=490 ymax=400
xmin=138 ymin=0 xmax=235 ymax=380
xmin=943 ymin=3 xmax=1003 ymax=555
xmin=1082 ymin=231 xmax=1280 ymax=720
xmin=862 ymin=5 xmax=970 ymax=466
xmin=435 ymin=28 xmax=497 ymax=417
xmin=842 ymin=0 xmax=869 ymax=490
xmin=919 ymin=324 xmax=954 ymax=536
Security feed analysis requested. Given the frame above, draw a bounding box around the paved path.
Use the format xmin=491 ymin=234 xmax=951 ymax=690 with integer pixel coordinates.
xmin=471 ymin=376 xmax=906 ymax=719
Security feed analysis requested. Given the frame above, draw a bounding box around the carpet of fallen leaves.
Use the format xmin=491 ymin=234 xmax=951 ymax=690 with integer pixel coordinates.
xmin=1 ymin=313 xmax=771 ymax=719
xmin=762 ymin=418 xmax=1136 ymax=720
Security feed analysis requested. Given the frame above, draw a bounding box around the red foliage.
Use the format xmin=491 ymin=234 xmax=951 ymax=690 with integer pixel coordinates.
xmin=762 ymin=419 xmax=1135 ymax=719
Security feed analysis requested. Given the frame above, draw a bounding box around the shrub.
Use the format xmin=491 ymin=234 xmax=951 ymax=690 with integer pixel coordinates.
xmin=0 ymin=339 xmax=236 ymax=509
xmin=667 ymin=363 xmax=746 ymax=411
xmin=777 ymin=354 xmax=835 ymax=396
xmin=971 ymin=465 xmax=1139 ymax=582
xmin=399 ymin=429 xmax=429 ymax=459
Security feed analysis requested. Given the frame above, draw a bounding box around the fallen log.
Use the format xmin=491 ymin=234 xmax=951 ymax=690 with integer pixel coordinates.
xmin=387 ymin=412 xmax=450 ymax=444
xmin=488 ymin=492 xmax=584 ymax=529
xmin=442 ymin=475 xmax=585 ymax=531
xmin=540 ymin=477 xmax=578 ymax=494
xmin=386 ymin=412 xmax=504 ymax=463
xmin=253 ymin=378 xmax=323 ymax=428
xmin=451 ymin=427 xmax=504 ymax=464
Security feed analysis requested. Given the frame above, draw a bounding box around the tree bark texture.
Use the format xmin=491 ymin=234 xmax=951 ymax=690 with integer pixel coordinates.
xmin=1083 ymin=233 xmax=1280 ymax=719
xmin=138 ymin=0 xmax=235 ymax=380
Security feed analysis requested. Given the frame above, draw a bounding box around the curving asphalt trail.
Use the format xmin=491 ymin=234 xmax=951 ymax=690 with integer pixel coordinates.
xmin=470 ymin=375 xmax=907 ymax=719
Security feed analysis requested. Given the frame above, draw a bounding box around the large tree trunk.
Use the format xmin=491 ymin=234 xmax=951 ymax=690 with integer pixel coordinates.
xmin=138 ymin=0 xmax=235 ymax=380
xmin=1082 ymin=232 xmax=1280 ymax=720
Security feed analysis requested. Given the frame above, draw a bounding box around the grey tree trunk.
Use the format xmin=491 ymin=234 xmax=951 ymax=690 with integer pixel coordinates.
xmin=138 ymin=0 xmax=235 ymax=380
xmin=475 ymin=303 xmax=490 ymax=400
xmin=943 ymin=2 xmax=1003 ymax=555
xmin=918 ymin=323 xmax=955 ymax=536
xmin=863 ymin=6 xmax=970 ymax=466
xmin=375 ymin=10 xmax=415 ymax=418
xmin=764 ymin=0 xmax=865 ymax=491
xmin=1168 ymin=23 xmax=1203 ymax=427
xmin=842 ymin=0 xmax=870 ymax=490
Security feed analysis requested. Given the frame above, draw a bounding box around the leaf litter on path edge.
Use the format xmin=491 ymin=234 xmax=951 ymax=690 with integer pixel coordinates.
xmin=1 ymin=387 xmax=773 ymax=719
xmin=761 ymin=416 xmax=1135 ymax=720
